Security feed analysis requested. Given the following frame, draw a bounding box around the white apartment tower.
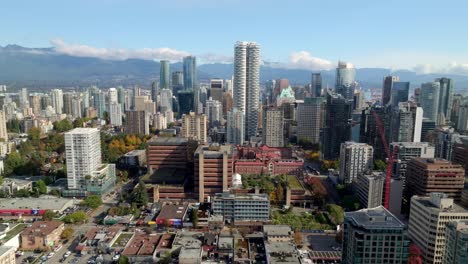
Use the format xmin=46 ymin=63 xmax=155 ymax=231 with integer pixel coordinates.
xmin=233 ymin=41 xmax=260 ymax=140
xmin=108 ymin=88 xmax=118 ymax=104
xmin=0 ymin=111 xmax=7 ymax=141
xmin=339 ymin=142 xmax=373 ymax=184
xmin=227 ymin=108 xmax=245 ymax=146
xmin=65 ymin=128 xmax=102 ymax=189
xmin=109 ymin=103 xmax=122 ymax=126
xmin=51 ymin=89 xmax=64 ymax=114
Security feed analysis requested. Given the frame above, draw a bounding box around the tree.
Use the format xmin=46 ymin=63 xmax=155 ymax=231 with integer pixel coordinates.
xmin=307 ymin=177 xmax=327 ymax=204
xmin=321 ymin=160 xmax=339 ymax=171
xmin=118 ymin=255 xmax=129 ymax=264
xmin=158 ymin=251 xmax=172 ymax=264
xmin=191 ymin=209 xmax=199 ymax=228
xmin=61 ymin=227 xmax=74 ymax=240
xmin=82 ymin=195 xmax=103 ymax=209
xmin=276 ymin=183 xmax=285 ymax=205
xmin=293 ymin=231 xmax=303 ymax=248
xmin=326 ymin=204 xmax=344 ymax=225
xmin=42 ymin=210 xmax=57 ymax=221
xmin=53 ymin=119 xmax=74 ymax=133
xmin=6 ymin=119 xmax=20 ymax=133
xmin=15 ymin=189 xmax=31 ymax=197
xmin=28 ymin=127 xmax=42 ymax=141
xmin=374 ymin=159 xmax=387 ymax=171
xmin=4 ymin=151 xmax=26 ymax=176
xmin=132 ymin=180 xmax=149 ymax=207
xmin=36 ymin=180 xmax=47 ymax=194
xmin=63 ymin=211 xmax=87 ymax=224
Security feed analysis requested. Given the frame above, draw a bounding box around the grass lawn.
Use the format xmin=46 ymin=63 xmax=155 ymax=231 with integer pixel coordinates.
xmin=286 ymin=175 xmax=302 ymax=190
xmin=3 ymin=223 xmax=27 ymax=241
xmin=112 ymin=233 xmax=133 ymax=248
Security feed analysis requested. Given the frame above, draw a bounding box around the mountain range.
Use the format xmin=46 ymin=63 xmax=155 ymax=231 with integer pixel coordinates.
xmin=1 ymin=44 xmax=468 ymax=93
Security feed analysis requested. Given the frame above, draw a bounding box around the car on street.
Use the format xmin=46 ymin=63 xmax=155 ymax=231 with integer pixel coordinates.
xmin=63 ymin=251 xmax=72 ymax=258
xmin=47 ymin=252 xmax=54 ymax=258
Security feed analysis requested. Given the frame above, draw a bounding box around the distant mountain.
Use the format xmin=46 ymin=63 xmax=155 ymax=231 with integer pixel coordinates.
xmin=1 ymin=44 xmax=468 ymax=92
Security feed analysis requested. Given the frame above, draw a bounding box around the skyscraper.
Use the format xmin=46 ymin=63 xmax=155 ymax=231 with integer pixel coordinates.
xmin=171 ymin=71 xmax=184 ymax=95
xmin=125 ymin=110 xmax=149 ymax=135
xmin=339 ymin=142 xmax=374 ymax=184
xmin=159 ymin=89 xmax=173 ymax=113
xmin=335 ymin=61 xmax=356 ymax=100
xmin=159 ymin=60 xmax=171 ymax=90
xmin=262 ymin=108 xmax=284 ymax=147
xmin=296 ymin=97 xmax=325 ymax=144
xmin=390 ymin=81 xmax=410 ymax=108
xmin=444 ymin=220 xmax=468 ymax=264
xmin=390 ymin=102 xmax=423 ymax=142
xmin=151 ymin=81 xmax=158 ymax=103
xmin=19 ymin=88 xmax=29 ymax=109
xmin=183 ymin=56 xmax=197 ymax=91
xmin=233 ymin=41 xmax=260 ymax=140
xmin=205 ymin=98 xmax=222 ymax=128
xmin=109 ymin=103 xmax=122 ymax=126
xmin=420 ymin=81 xmax=441 ymax=123
xmin=382 ymin=76 xmax=399 ymax=106
xmin=108 ymin=88 xmax=118 ymax=104
xmin=226 ymin=108 xmax=245 ymax=146
xmin=458 ymin=100 xmax=468 ymax=132
xmin=65 ymin=128 xmax=102 ymax=189
xmin=311 ymin=73 xmax=322 ymax=97
xmin=342 ymin=206 xmax=409 ymax=264
xmin=51 ymin=89 xmax=64 ymax=114
xmin=322 ymin=92 xmax=352 ymax=159
xmin=177 ymin=90 xmax=194 ymax=117
xmin=436 ymin=77 xmax=454 ymax=123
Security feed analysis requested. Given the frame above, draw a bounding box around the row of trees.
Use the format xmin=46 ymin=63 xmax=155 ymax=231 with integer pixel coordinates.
xmin=101 ymin=133 xmax=150 ymax=163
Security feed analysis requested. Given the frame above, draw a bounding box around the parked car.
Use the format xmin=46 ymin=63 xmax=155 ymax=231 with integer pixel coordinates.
xmin=63 ymin=251 xmax=72 ymax=258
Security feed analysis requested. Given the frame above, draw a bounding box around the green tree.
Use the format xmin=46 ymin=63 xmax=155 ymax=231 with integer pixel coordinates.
xmin=4 ymin=152 xmax=26 ymax=176
xmin=191 ymin=209 xmax=199 ymax=228
xmin=326 ymin=204 xmax=345 ymax=225
xmin=374 ymin=159 xmax=387 ymax=171
xmin=43 ymin=210 xmax=57 ymax=221
xmin=60 ymin=227 xmax=75 ymax=240
xmin=118 ymin=255 xmax=129 ymax=264
xmin=53 ymin=119 xmax=74 ymax=133
xmin=36 ymin=180 xmax=47 ymax=194
xmin=158 ymin=251 xmax=172 ymax=264
xmin=82 ymin=195 xmax=103 ymax=209
xmin=15 ymin=189 xmax=31 ymax=197
xmin=6 ymin=119 xmax=20 ymax=133
xmin=63 ymin=211 xmax=87 ymax=224
xmin=28 ymin=127 xmax=42 ymax=141
xmin=132 ymin=180 xmax=149 ymax=207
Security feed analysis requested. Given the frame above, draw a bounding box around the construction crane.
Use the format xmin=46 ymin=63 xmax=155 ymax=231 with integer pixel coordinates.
xmin=371 ymin=110 xmax=398 ymax=209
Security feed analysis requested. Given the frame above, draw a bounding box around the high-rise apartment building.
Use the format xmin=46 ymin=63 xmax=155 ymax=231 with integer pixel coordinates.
xmin=355 ymin=171 xmax=385 ymax=208
xmin=339 ymin=142 xmax=373 ymax=184
xmin=159 ymin=89 xmax=173 ymax=113
xmin=405 ymin=158 xmax=465 ymax=208
xmin=151 ymin=81 xmax=158 ymax=103
xmin=226 ymin=108 xmax=245 ymax=146
xmin=310 ymin=73 xmax=322 ymax=97
xmin=409 ymin=193 xmax=468 ymax=264
xmin=420 ymin=82 xmax=441 ymax=123
xmin=296 ymin=97 xmax=325 ymax=144
xmin=19 ymin=88 xmax=29 ymax=109
xmin=262 ymin=108 xmax=284 ymax=148
xmin=159 ymin=60 xmax=171 ymax=90
xmin=457 ymin=100 xmax=468 ymax=132
xmin=153 ymin=112 xmax=167 ymax=130
xmin=183 ymin=56 xmax=197 ymax=91
xmin=322 ymin=93 xmax=352 ymax=160
xmin=194 ymin=145 xmax=233 ymax=202
xmin=125 ymin=110 xmax=149 ymax=135
xmin=342 ymin=206 xmax=409 ymax=264
xmin=444 ymin=220 xmax=468 ymax=264
xmin=108 ymin=88 xmax=118 ymax=104
xmin=390 ymin=142 xmax=435 ymax=180
xmin=109 ymin=102 xmax=122 ymax=126
xmin=181 ymin=112 xmax=207 ymax=143
xmin=205 ymin=98 xmax=222 ymax=128
xmin=0 ymin=111 xmax=8 ymax=141
xmin=65 ymin=128 xmax=102 ymax=189
xmin=390 ymin=102 xmax=423 ymax=142
xmin=436 ymin=77 xmax=454 ymax=123
xmin=335 ymin=61 xmax=356 ymax=100
xmin=209 ymin=79 xmax=224 ymax=102
xmin=233 ymin=41 xmax=260 ymax=140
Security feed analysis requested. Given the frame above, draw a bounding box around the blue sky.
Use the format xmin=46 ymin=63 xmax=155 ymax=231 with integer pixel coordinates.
xmin=3 ymin=0 xmax=468 ymax=73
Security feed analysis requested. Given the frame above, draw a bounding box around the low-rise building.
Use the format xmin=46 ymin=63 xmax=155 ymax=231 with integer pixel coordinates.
xmin=122 ymin=233 xmax=161 ymax=263
xmin=0 ymin=178 xmax=33 ymax=195
xmin=19 ymin=221 xmax=65 ymax=251
xmin=0 ymin=196 xmax=74 ymax=219
xmin=120 ymin=149 xmax=147 ymax=168
xmin=77 ymin=226 xmax=124 ymax=254
xmin=155 ymin=203 xmax=189 ymax=227
xmin=263 ymin=225 xmax=293 ymax=242
xmin=212 ymin=193 xmax=270 ymax=223
xmin=0 ymin=246 xmax=15 ymax=264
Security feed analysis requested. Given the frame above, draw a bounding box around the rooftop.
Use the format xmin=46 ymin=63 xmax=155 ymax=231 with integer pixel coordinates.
xmin=124 ymin=149 xmax=145 ymax=157
xmin=148 ymin=137 xmax=188 ymax=146
xmin=213 ymin=192 xmax=269 ymax=201
xmin=122 ymin=233 xmax=161 ymax=256
xmin=345 ymin=206 xmax=405 ymax=230
xmin=85 ymin=226 xmax=123 ymax=242
xmin=21 ymin=221 xmax=63 ymax=237
xmin=412 ymin=194 xmax=468 ymax=213
xmin=195 ymin=145 xmax=232 ymax=158
xmin=156 ymin=203 xmax=188 ymax=220
xmin=263 ymin=225 xmax=292 ymax=237
xmin=65 ymin=128 xmax=99 ymax=135
xmin=179 ymin=247 xmax=202 ymax=260
xmin=0 ymin=246 xmax=14 ymax=256
xmin=266 ymin=241 xmax=301 ymax=264
xmin=0 ymin=196 xmax=74 ymax=211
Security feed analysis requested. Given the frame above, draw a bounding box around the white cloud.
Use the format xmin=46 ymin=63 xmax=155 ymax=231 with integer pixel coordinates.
xmin=50 ymin=38 xmax=190 ymax=61
xmin=286 ymin=51 xmax=334 ymax=71
xmin=413 ymin=62 xmax=468 ymax=75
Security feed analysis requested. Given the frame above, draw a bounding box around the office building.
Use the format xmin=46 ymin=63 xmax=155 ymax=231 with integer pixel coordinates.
xmin=19 ymin=87 xmax=29 ymax=109
xmin=420 ymin=82 xmax=441 ymax=123
xmin=64 ymin=128 xmax=101 ymax=190
xmin=409 ymin=193 xmax=468 ymax=264
xmin=233 ymin=41 xmax=260 ymax=140
xmin=452 ymin=141 xmax=468 ymax=177
xmin=92 ymin=90 xmax=106 ymax=118
xmin=342 ymin=206 xmax=409 ymax=264
xmin=183 ymin=56 xmax=197 ymax=91
xmin=181 ymin=112 xmax=207 ymax=143
xmin=146 ymin=137 xmax=189 ymax=171
xmin=390 ymin=102 xmax=423 ymax=142
xmin=311 ymin=73 xmax=322 ymax=97
xmin=322 ymin=92 xmax=352 ymax=160
xmin=194 ymin=145 xmax=233 ymax=202
xmin=390 ymin=142 xmax=435 ymax=180
xmin=205 ymin=98 xmax=222 ymax=128
xmin=390 ymin=81 xmax=410 ymax=108
xmin=62 ymin=93 xmax=74 ymax=115
xmin=434 ymin=127 xmax=467 ymax=160
xmin=159 ymin=89 xmax=173 ymax=113
xmin=222 ymin=91 xmax=233 ymax=116
xmin=159 ymin=60 xmax=170 ymax=90
xmin=177 ymin=90 xmax=194 ymax=116
xmin=296 ymin=97 xmax=325 ymax=144
xmin=150 ymin=81 xmax=158 ymax=103
xmin=212 ymin=193 xmax=270 ymax=223
xmin=436 ymin=77 xmax=454 ymax=123
xmin=262 ymin=108 xmax=284 ymax=147
xmin=226 ymin=108 xmax=245 ymax=146
xmin=117 ymin=86 xmax=126 ymax=110
xmin=359 ymin=106 xmax=391 ymax=160
xmin=405 ymin=158 xmax=465 ymax=207
xmin=458 ymin=100 xmax=468 ymax=132
xmin=125 ymin=110 xmax=149 ymax=135
xmin=355 ymin=171 xmax=384 ymax=208
xmin=209 ymin=79 xmax=224 ymax=102
xmin=339 ymin=142 xmax=373 ymax=184
xmin=335 ymin=61 xmax=356 ymax=100
xmin=382 ymin=76 xmax=399 ymax=106
xmin=273 ymin=79 xmax=290 ymax=100
xmin=171 ymin=71 xmax=184 ymax=95
xmin=444 ymin=220 xmax=468 ymax=264
xmin=353 ymin=89 xmax=366 ymax=110
xmin=109 ymin=102 xmax=122 ymax=126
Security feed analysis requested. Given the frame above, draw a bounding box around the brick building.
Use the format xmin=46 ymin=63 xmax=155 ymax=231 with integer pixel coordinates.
xmin=20 ymin=221 xmax=65 ymax=251
xmin=146 ymin=137 xmax=189 ymax=171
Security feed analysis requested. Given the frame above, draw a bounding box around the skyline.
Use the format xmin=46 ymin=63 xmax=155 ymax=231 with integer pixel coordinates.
xmin=2 ymin=0 xmax=468 ymax=75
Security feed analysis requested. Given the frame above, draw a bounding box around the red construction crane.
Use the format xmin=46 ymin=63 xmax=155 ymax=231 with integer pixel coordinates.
xmin=371 ymin=110 xmax=397 ymax=209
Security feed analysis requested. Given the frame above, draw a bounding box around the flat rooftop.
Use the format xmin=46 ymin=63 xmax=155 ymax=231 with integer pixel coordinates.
xmin=142 ymin=168 xmax=187 ymax=185
xmin=0 ymin=196 xmax=73 ymax=211
xmin=22 ymin=221 xmax=63 ymax=237
xmin=195 ymin=145 xmax=232 ymax=158
xmin=266 ymin=241 xmax=301 ymax=264
xmin=179 ymin=247 xmax=202 ymax=260
xmin=122 ymin=233 xmax=161 ymax=256
xmin=263 ymin=225 xmax=292 ymax=237
xmin=157 ymin=203 xmax=188 ymax=220
xmin=213 ymin=192 xmax=269 ymax=201
xmin=148 ymin=137 xmax=188 ymax=145
xmin=65 ymin=128 xmax=99 ymax=134
xmin=414 ymin=196 xmax=468 ymax=213
xmin=124 ymin=149 xmax=145 ymax=157
xmin=345 ymin=206 xmax=405 ymax=229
